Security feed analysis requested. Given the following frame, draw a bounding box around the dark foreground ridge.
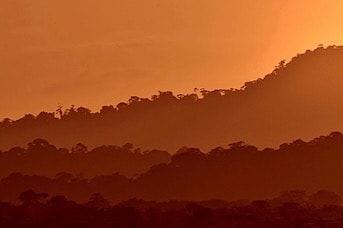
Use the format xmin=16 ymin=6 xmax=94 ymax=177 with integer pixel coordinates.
xmin=1 ymin=132 xmax=343 ymax=203
xmin=2 ymin=45 xmax=343 ymax=151
xmin=1 ymin=190 xmax=343 ymax=227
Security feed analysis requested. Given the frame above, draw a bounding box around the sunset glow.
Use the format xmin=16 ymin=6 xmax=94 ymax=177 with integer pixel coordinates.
xmin=3 ymin=2 xmax=343 ymax=226
xmin=1 ymin=0 xmax=343 ymax=119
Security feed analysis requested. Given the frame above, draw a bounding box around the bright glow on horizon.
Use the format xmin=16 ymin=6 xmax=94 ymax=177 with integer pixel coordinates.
xmin=1 ymin=0 xmax=343 ymax=119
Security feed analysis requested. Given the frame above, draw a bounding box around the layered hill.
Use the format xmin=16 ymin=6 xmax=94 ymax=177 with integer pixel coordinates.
xmin=2 ymin=132 xmax=343 ymax=203
xmin=1 ymin=45 xmax=343 ymax=151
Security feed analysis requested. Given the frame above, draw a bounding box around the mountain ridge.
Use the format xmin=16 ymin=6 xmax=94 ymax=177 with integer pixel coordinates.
xmin=1 ymin=45 xmax=343 ymax=151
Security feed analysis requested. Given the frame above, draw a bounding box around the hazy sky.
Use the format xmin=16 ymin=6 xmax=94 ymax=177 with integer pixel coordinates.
xmin=1 ymin=0 xmax=343 ymax=119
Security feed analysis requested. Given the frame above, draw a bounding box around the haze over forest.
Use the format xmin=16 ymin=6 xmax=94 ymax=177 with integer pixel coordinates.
xmin=2 ymin=1 xmax=343 ymax=120
xmin=3 ymin=1 xmax=343 ymax=226
xmin=2 ymin=46 xmax=343 ymax=152
xmin=1 ymin=46 xmax=343 ymax=205
xmin=1 ymin=131 xmax=343 ymax=204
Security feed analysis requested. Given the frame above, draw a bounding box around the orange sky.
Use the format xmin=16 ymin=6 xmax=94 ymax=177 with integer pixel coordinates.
xmin=1 ymin=0 xmax=343 ymax=119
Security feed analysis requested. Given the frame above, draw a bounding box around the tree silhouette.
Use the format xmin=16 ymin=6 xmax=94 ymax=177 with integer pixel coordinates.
xmin=309 ymin=190 xmax=342 ymax=207
xmin=19 ymin=189 xmax=48 ymax=205
xmin=71 ymin=143 xmax=88 ymax=154
xmin=86 ymin=193 xmax=110 ymax=209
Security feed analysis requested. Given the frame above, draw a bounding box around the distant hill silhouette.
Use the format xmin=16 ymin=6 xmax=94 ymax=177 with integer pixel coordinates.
xmin=1 ymin=45 xmax=343 ymax=151
xmin=2 ymin=132 xmax=343 ymax=203
xmin=0 ymin=139 xmax=170 ymax=179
